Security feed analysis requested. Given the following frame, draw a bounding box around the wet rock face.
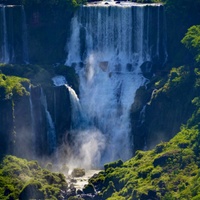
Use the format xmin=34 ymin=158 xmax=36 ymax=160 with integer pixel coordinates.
xmin=29 ymin=85 xmax=71 ymax=157
xmin=19 ymin=183 xmax=45 ymax=200
xmin=0 ymin=99 xmax=14 ymax=158
xmin=140 ymin=61 xmax=153 ymax=79
xmin=45 ymin=85 xmax=71 ymax=147
xmin=130 ymin=70 xmax=196 ymax=153
xmin=25 ymin=7 xmax=73 ymax=64
xmin=0 ymin=84 xmax=71 ymax=159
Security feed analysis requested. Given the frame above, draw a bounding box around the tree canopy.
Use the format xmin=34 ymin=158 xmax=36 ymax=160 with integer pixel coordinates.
xmin=182 ymin=25 xmax=200 ymax=63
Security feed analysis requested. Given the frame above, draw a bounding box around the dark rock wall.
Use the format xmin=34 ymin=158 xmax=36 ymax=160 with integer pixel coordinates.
xmin=0 ymin=85 xmax=71 ymax=160
xmin=25 ymin=7 xmax=74 ymax=64
xmin=45 ymin=85 xmax=71 ymax=147
xmin=131 ymin=71 xmax=196 ymax=153
xmin=0 ymin=99 xmax=14 ymax=159
xmin=13 ymin=95 xmax=33 ymax=158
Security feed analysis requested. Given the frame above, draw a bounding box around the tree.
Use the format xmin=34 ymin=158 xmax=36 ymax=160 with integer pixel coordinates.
xmin=182 ymin=25 xmax=200 ymax=63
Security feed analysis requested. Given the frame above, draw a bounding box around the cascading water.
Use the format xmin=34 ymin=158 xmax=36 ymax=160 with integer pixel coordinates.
xmin=65 ymin=84 xmax=84 ymax=129
xmin=29 ymin=86 xmax=36 ymax=153
xmin=0 ymin=5 xmax=29 ymax=63
xmin=41 ymin=89 xmax=57 ymax=154
xmin=0 ymin=6 xmax=9 ymax=63
xmin=22 ymin=5 xmax=29 ymax=64
xmin=65 ymin=2 xmax=167 ymax=166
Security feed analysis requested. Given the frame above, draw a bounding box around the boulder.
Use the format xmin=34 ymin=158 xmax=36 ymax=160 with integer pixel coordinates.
xmin=71 ymin=168 xmax=85 ymax=177
xmin=19 ymin=182 xmax=44 ymax=200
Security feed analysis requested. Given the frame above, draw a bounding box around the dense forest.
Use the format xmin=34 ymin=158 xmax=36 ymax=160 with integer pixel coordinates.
xmin=0 ymin=0 xmax=200 ymax=199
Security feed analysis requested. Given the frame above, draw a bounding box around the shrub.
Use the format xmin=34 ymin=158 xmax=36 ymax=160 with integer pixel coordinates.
xmin=151 ymin=166 xmax=162 ymax=179
xmin=102 ymin=181 xmax=116 ymax=199
xmin=83 ymin=183 xmax=95 ymax=194
xmin=104 ymin=160 xmax=123 ymax=171
xmin=138 ymin=166 xmax=153 ymax=178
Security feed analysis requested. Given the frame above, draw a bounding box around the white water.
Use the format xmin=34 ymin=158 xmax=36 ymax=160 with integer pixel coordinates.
xmin=52 ymin=75 xmax=67 ymax=86
xmin=22 ymin=5 xmax=29 ymax=64
xmin=65 ymin=3 xmax=166 ymax=167
xmin=52 ymin=76 xmax=106 ymax=169
xmin=29 ymin=86 xmax=36 ymax=153
xmin=41 ymin=89 xmax=57 ymax=154
xmin=138 ymin=105 xmax=146 ymax=127
xmin=0 ymin=6 xmax=9 ymax=63
xmin=0 ymin=5 xmax=29 ymax=63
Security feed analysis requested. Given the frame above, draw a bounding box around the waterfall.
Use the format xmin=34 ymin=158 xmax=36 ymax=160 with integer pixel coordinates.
xmin=65 ymin=85 xmax=82 ymax=128
xmin=29 ymin=86 xmax=36 ymax=153
xmin=65 ymin=2 xmax=167 ymax=165
xmin=0 ymin=6 xmax=9 ymax=63
xmin=0 ymin=5 xmax=29 ymax=64
xmin=41 ymin=89 xmax=57 ymax=154
xmin=52 ymin=76 xmax=88 ymax=129
xmin=138 ymin=105 xmax=146 ymax=127
xmin=156 ymin=6 xmax=160 ymax=57
xmin=22 ymin=6 xmax=29 ymax=64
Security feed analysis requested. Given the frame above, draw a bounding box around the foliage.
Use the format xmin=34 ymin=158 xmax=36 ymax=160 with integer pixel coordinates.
xmin=152 ymin=66 xmax=193 ymax=103
xmin=85 ymin=65 xmax=200 ymax=199
xmin=161 ymin=0 xmax=200 ymax=66
xmin=0 ymin=64 xmax=52 ymax=86
xmin=0 ymin=155 xmax=68 ymax=199
xmin=82 ymin=183 xmax=95 ymax=194
xmin=159 ymin=66 xmax=189 ymax=91
xmin=0 ymin=64 xmax=79 ymax=91
xmin=87 ymin=123 xmax=200 ymax=199
xmin=104 ymin=160 xmax=123 ymax=171
xmin=0 ymin=73 xmax=29 ymax=100
xmin=182 ymin=25 xmax=200 ymax=63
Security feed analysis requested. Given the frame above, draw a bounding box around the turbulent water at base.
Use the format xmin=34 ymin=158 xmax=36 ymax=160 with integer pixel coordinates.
xmin=0 ymin=5 xmax=29 ymax=63
xmin=67 ymin=3 xmax=167 ymax=167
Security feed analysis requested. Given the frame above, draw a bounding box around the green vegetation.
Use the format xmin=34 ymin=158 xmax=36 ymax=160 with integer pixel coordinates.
xmin=161 ymin=0 xmax=200 ymax=66
xmin=0 ymin=74 xmax=29 ymax=100
xmin=89 ymin=120 xmax=200 ymax=199
xmin=0 ymin=155 xmax=67 ymax=199
xmin=182 ymin=25 xmax=200 ymax=63
xmin=0 ymin=64 xmax=79 ymax=91
xmin=152 ymin=65 xmax=195 ymax=106
xmin=86 ymin=9 xmax=200 ymax=197
xmin=0 ymin=64 xmax=52 ymax=86
xmin=0 ymin=0 xmax=199 ymax=199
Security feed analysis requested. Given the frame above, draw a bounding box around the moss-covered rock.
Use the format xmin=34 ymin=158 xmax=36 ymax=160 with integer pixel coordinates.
xmin=0 ymin=155 xmax=68 ymax=199
xmin=19 ymin=181 xmax=44 ymax=200
xmin=104 ymin=160 xmax=123 ymax=171
xmin=85 ymin=114 xmax=200 ymax=199
xmin=82 ymin=183 xmax=95 ymax=195
xmin=131 ymin=66 xmax=197 ymax=152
